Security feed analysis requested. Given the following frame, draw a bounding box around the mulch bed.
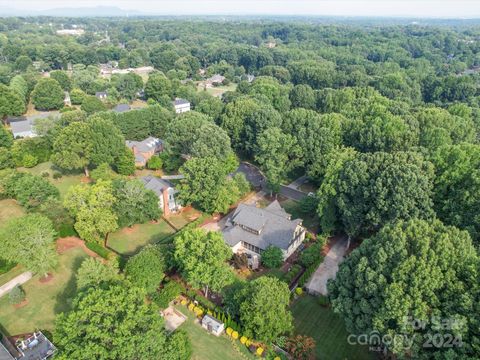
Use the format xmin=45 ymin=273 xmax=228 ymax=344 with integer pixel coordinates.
xmin=13 ymin=299 xmax=29 ymax=308
xmin=39 ymin=273 xmax=54 ymax=283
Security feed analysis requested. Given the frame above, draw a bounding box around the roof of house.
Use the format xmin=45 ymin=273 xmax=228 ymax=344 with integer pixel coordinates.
xmin=223 ymin=201 xmax=302 ymax=251
xmin=0 ymin=343 xmax=13 ymax=360
xmin=113 ymin=104 xmax=131 ymax=113
xmin=202 ymin=315 xmax=224 ymax=331
xmin=173 ymin=98 xmax=190 ymax=106
xmin=125 ymin=137 xmax=163 ymax=153
xmin=95 ymin=91 xmax=107 ymax=97
xmin=207 ymin=74 xmax=225 ymax=83
xmin=10 ymin=118 xmax=34 ymax=135
xmin=141 ymin=175 xmax=174 ymax=197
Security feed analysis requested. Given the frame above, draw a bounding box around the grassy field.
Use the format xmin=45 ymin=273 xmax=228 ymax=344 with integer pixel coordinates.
xmin=19 ymin=162 xmax=84 ymax=199
xmin=175 ymin=305 xmax=255 ymax=360
xmin=0 ymin=247 xmax=90 ymax=335
xmin=0 ymin=199 xmax=25 ymax=226
xmin=280 ymin=199 xmax=319 ymax=232
xmin=291 ymin=295 xmax=373 ymax=360
xmin=197 ymin=83 xmax=237 ymax=97
xmin=167 ymin=208 xmax=202 ymax=230
xmin=107 ymin=220 xmax=176 ymax=255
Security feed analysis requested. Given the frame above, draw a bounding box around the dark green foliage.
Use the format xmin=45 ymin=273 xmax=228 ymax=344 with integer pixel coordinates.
xmin=50 ymin=70 xmax=72 ymax=91
xmin=88 ymin=116 xmax=126 ymax=167
xmin=12 ymin=172 xmax=59 ymax=210
xmin=151 ymin=280 xmax=184 ymax=309
xmin=0 ymin=147 xmax=13 ymax=169
xmin=0 ymin=84 xmax=25 ymax=119
xmin=113 ymin=105 xmax=172 ymax=140
xmin=8 ymin=285 xmax=26 ymax=305
xmin=32 ymin=78 xmax=64 ymax=110
xmin=0 ymin=126 xmax=13 ymax=148
xmin=299 ymin=243 xmax=323 ymax=268
xmin=85 ymin=242 xmax=110 ymax=259
xmin=147 ymin=155 xmax=163 ymax=170
xmin=125 ymin=245 xmax=166 ymax=293
xmin=81 ymin=95 xmax=106 ymax=115
xmin=261 ymin=246 xmax=284 ymax=269
xmin=115 ymin=147 xmax=136 ymax=175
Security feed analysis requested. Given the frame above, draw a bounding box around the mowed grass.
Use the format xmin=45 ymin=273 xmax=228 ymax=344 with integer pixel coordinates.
xmin=0 ymin=199 xmax=25 ymax=226
xmin=19 ymin=161 xmax=84 ymax=199
xmin=196 ymin=82 xmax=237 ymax=97
xmin=175 ymin=305 xmax=255 ymax=360
xmin=167 ymin=208 xmax=203 ymax=230
xmin=0 ymin=247 xmax=89 ymax=335
xmin=291 ymin=295 xmax=373 ymax=360
xmin=0 ymin=265 xmax=25 ymax=286
xmin=107 ymin=220 xmax=176 ymax=255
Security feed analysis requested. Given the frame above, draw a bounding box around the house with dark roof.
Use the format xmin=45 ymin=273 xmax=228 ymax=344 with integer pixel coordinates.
xmin=125 ymin=137 xmax=163 ymax=167
xmin=223 ymin=201 xmax=305 ymax=266
xmin=1 ymin=331 xmax=56 ymax=360
xmin=173 ymin=98 xmax=190 ymax=114
xmin=141 ymin=175 xmax=181 ymax=216
xmin=113 ymin=103 xmax=131 ymax=113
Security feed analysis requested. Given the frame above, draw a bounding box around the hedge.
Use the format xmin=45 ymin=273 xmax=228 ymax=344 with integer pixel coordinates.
xmin=86 ymin=242 xmax=110 ymax=259
xmin=298 ymin=255 xmax=324 ymax=287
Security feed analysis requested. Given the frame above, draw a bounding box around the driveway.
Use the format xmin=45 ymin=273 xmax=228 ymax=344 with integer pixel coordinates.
xmin=286 ymin=175 xmax=308 ymax=189
xmin=279 ymin=185 xmax=307 ymax=201
xmin=305 ymin=236 xmax=349 ymax=296
xmin=234 ymin=162 xmax=266 ymax=190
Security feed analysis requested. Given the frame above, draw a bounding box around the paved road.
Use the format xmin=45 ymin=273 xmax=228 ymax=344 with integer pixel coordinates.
xmin=234 ymin=162 xmax=266 ymax=190
xmin=286 ymin=175 xmax=308 ymax=189
xmin=305 ymin=236 xmax=349 ymax=296
xmin=0 ymin=271 xmax=33 ymax=298
xmin=279 ymin=185 xmax=307 ymax=201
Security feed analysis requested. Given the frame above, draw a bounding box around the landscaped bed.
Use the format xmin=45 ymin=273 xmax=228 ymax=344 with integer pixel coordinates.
xmin=0 ymin=247 xmax=90 ymax=335
xmin=107 ymin=220 xmax=176 ymax=255
xmin=291 ymin=295 xmax=373 ymax=360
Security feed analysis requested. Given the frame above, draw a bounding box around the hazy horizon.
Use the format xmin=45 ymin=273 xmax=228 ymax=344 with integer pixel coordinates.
xmin=1 ymin=0 xmax=480 ymax=19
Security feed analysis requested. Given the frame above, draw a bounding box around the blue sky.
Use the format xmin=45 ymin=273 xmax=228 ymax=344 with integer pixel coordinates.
xmin=2 ymin=0 xmax=480 ymax=18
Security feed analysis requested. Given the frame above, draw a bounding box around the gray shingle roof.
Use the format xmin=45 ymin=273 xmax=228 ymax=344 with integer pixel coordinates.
xmin=141 ymin=175 xmax=173 ymax=197
xmin=126 ymin=137 xmax=163 ymax=153
xmin=10 ymin=119 xmax=34 ymax=136
xmin=223 ymin=200 xmax=302 ymax=251
xmin=202 ymin=315 xmax=223 ymax=331
xmin=113 ymin=104 xmax=131 ymax=113
xmin=173 ymin=98 xmax=190 ymax=106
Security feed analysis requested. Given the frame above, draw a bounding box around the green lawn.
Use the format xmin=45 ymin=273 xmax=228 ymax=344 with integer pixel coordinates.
xmin=167 ymin=208 xmax=202 ymax=230
xmin=0 ymin=199 xmax=25 ymax=226
xmin=291 ymin=295 xmax=373 ymax=360
xmin=0 ymin=247 xmax=89 ymax=335
xmin=280 ymin=199 xmax=319 ymax=232
xmin=19 ymin=161 xmax=84 ymax=199
xmin=175 ymin=305 xmax=255 ymax=360
xmin=197 ymin=82 xmax=237 ymax=97
xmin=107 ymin=220 xmax=176 ymax=255
xmin=0 ymin=265 xmax=25 ymax=286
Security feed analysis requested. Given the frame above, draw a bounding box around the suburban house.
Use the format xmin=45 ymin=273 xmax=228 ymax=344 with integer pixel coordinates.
xmin=201 ymin=315 xmax=224 ymax=336
xmin=126 ymin=137 xmax=163 ymax=167
xmin=205 ymin=74 xmax=225 ymax=88
xmin=223 ymin=201 xmax=306 ymax=267
xmin=9 ymin=118 xmax=37 ymax=138
xmin=141 ymin=175 xmax=181 ymax=216
xmin=95 ymin=91 xmax=108 ymax=100
xmin=173 ymin=98 xmax=191 ymax=114
xmin=113 ymin=103 xmax=131 ymax=113
xmin=0 ymin=331 xmax=56 ymax=360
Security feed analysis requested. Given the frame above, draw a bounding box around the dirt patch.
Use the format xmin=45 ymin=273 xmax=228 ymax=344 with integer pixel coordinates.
xmin=122 ymin=224 xmax=139 ymax=234
xmin=57 ymin=236 xmax=100 ymax=258
xmin=13 ymin=299 xmax=29 ymax=308
xmin=39 ymin=273 xmax=54 ymax=283
xmin=80 ymin=176 xmax=91 ymax=183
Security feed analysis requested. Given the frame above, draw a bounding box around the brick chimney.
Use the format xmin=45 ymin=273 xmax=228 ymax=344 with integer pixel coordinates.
xmin=162 ymin=189 xmax=170 ymax=217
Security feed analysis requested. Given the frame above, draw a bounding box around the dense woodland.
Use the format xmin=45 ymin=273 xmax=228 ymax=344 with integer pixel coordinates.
xmin=0 ymin=17 xmax=479 ymax=359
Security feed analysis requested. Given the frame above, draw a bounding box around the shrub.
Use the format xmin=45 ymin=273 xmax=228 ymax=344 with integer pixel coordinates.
xmin=41 ymin=171 xmax=50 ymax=178
xmin=8 ymin=285 xmax=25 ymax=305
xmin=299 ymin=242 xmax=322 ymax=267
xmin=256 ymin=347 xmax=264 ymax=356
xmin=240 ymin=336 xmax=248 ymax=344
xmin=85 ymin=242 xmax=110 ymax=259
xmin=57 ymin=223 xmax=78 ymax=237
xmin=188 ymin=303 xmax=195 ymax=311
xmin=22 ymin=154 xmax=38 ymax=168
xmin=125 ymin=245 xmax=166 ymax=294
xmin=52 ymin=172 xmax=63 ymax=179
xmin=226 ymin=327 xmax=233 ymax=336
xmin=0 ymin=259 xmax=16 ymax=275
xmin=232 ymin=331 xmax=239 ymax=340
xmin=318 ymin=295 xmax=329 ymax=307
xmin=151 ymin=281 xmax=184 ymax=309
xmin=261 ymin=245 xmax=283 ymax=269
xmin=295 ymin=287 xmax=303 ymax=296
xmin=147 ymin=155 xmax=163 ymax=170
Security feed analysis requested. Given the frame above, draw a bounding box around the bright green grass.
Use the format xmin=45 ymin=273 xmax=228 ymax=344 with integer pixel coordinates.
xmin=167 ymin=208 xmax=202 ymax=230
xmin=196 ymin=83 xmax=237 ymax=97
xmin=107 ymin=220 xmax=176 ymax=255
xmin=0 ymin=247 xmax=89 ymax=335
xmin=280 ymin=199 xmax=319 ymax=232
xmin=175 ymin=305 xmax=255 ymax=360
xmin=291 ymin=295 xmax=373 ymax=360
xmin=0 ymin=199 xmax=25 ymax=226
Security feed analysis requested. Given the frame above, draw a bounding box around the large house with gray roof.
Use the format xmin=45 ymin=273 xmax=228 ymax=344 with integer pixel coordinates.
xmin=141 ymin=175 xmax=181 ymax=217
xmin=223 ymin=201 xmax=305 ymax=266
xmin=126 ymin=137 xmax=163 ymax=167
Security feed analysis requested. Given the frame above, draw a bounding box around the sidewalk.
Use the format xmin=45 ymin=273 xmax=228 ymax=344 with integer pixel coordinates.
xmin=0 ymin=271 xmax=33 ymax=298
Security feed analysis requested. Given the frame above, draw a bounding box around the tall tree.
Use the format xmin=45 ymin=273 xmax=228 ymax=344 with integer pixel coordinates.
xmin=329 ymin=219 xmax=480 ymax=358
xmin=0 ymin=84 xmax=25 ymax=121
xmin=31 ymin=78 xmax=64 ymax=111
xmin=125 ymin=245 xmax=166 ymax=294
xmin=173 ymin=229 xmax=234 ymax=297
xmin=88 ymin=116 xmax=126 ymax=167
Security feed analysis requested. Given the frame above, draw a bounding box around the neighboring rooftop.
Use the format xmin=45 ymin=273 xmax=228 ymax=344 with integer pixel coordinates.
xmin=126 ymin=137 xmax=162 ymax=153
xmin=223 ymin=200 xmax=302 ymax=251
xmin=141 ymin=175 xmax=173 ymax=197
xmin=113 ymin=103 xmax=131 ymax=113
xmin=173 ymin=98 xmax=190 ymax=106
xmin=201 ymin=315 xmax=224 ymax=332
xmin=9 ymin=118 xmax=35 ymax=137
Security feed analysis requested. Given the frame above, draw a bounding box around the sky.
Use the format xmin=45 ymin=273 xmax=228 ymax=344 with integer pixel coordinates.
xmin=2 ymin=0 xmax=480 ymax=18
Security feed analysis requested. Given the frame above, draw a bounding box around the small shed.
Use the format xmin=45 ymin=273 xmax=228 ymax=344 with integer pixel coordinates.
xmin=201 ymin=315 xmax=224 ymax=336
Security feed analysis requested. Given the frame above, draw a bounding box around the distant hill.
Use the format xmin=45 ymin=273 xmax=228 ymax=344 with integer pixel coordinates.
xmin=0 ymin=6 xmax=143 ymax=17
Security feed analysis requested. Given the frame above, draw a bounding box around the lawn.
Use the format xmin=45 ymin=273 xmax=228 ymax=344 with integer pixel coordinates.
xmin=279 ymin=199 xmax=319 ymax=232
xmin=107 ymin=220 xmax=176 ymax=255
xmin=0 ymin=199 xmax=25 ymax=226
xmin=175 ymin=305 xmax=255 ymax=360
xmin=0 ymin=247 xmax=89 ymax=335
xmin=19 ymin=161 xmax=84 ymax=199
xmin=0 ymin=265 xmax=25 ymax=287
xmin=197 ymin=83 xmax=237 ymax=97
xmin=291 ymin=295 xmax=373 ymax=360
xmin=167 ymin=208 xmax=202 ymax=230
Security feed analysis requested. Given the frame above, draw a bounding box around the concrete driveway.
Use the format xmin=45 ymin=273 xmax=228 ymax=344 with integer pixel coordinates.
xmin=305 ymin=236 xmax=349 ymax=296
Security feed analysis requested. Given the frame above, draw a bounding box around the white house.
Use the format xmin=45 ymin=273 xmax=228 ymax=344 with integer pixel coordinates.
xmin=173 ymin=98 xmax=191 ymax=114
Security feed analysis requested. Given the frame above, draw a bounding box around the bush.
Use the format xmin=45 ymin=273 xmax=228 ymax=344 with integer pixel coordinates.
xmin=22 ymin=154 xmax=38 ymax=168
xmin=232 ymin=331 xmax=239 ymax=339
xmin=284 ymin=264 xmax=302 ymax=283
xmin=261 ymin=245 xmax=283 ymax=269
xmin=41 ymin=171 xmax=50 ymax=178
xmin=226 ymin=327 xmax=233 ymax=336
xmin=295 ymin=287 xmax=303 ymax=296
xmin=147 ymin=155 xmax=163 ymax=170
xmin=0 ymin=259 xmax=16 ymax=275
xmin=240 ymin=336 xmax=248 ymax=344
xmin=125 ymin=245 xmax=166 ymax=293
xmin=8 ymin=285 xmax=25 ymax=305
xmin=57 ymin=222 xmax=78 ymax=238
xmin=85 ymin=242 xmax=110 ymax=259
xmin=52 ymin=172 xmax=63 ymax=179
xmin=318 ymin=295 xmax=329 ymax=307
xmin=299 ymin=242 xmax=322 ymax=267
xmin=151 ymin=281 xmax=184 ymax=309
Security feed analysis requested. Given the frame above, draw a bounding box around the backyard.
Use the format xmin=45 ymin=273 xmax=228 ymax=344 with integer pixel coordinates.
xmin=279 ymin=198 xmax=319 ymax=232
xmin=291 ymin=295 xmax=373 ymax=360
xmin=0 ymin=246 xmax=90 ymax=335
xmin=196 ymin=83 xmax=237 ymax=97
xmin=175 ymin=304 xmax=255 ymax=360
